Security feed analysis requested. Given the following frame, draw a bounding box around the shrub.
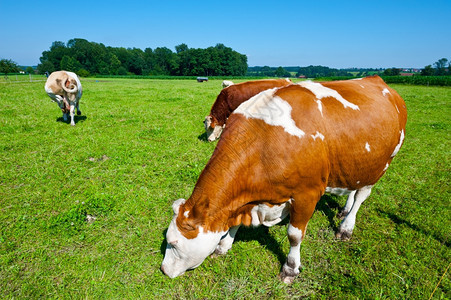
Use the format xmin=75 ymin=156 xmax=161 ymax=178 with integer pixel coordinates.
xmin=77 ymin=68 xmax=90 ymax=77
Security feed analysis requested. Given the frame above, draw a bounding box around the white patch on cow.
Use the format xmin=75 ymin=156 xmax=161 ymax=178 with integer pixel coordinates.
xmin=285 ymin=78 xmax=291 ymax=83
xmin=316 ymin=100 xmax=323 ymax=116
xmin=162 ymin=215 xmax=225 ymax=278
xmin=351 ymin=78 xmax=363 ymax=81
xmin=360 ymin=85 xmax=365 ymax=88
xmin=311 ymin=131 xmax=325 ymax=141
xmin=184 ymin=210 xmax=190 ymax=218
xmin=287 ymin=224 xmax=303 ymax=241
xmin=365 ymin=142 xmax=371 ymax=152
xmin=382 ymin=88 xmax=391 ymax=96
xmin=235 ymin=89 xmax=305 ymax=138
xmin=391 ymin=129 xmax=405 ymax=157
xmin=250 ymin=201 xmax=291 ymax=227
xmin=383 ymin=163 xmax=390 ymax=172
xmin=395 ymin=104 xmax=400 ymax=113
xmin=221 ymin=80 xmax=234 ymax=88
xmin=298 ymin=81 xmax=360 ymax=110
xmin=356 ymin=181 xmax=360 ymax=185
xmin=325 ymin=187 xmax=352 ymax=196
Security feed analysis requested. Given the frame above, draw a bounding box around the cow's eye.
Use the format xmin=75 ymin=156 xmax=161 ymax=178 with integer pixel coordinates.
xmin=172 ymin=246 xmax=181 ymax=259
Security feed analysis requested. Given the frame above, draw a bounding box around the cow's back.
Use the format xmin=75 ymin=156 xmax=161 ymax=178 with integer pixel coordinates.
xmin=228 ymin=76 xmax=406 ymax=194
xmin=210 ymin=79 xmax=292 ymax=125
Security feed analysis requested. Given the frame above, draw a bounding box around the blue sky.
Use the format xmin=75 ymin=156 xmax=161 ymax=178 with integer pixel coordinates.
xmin=1 ymin=0 xmax=449 ymax=68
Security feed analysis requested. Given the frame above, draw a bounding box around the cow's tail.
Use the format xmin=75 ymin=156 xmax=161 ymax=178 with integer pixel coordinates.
xmin=62 ymin=77 xmax=78 ymax=94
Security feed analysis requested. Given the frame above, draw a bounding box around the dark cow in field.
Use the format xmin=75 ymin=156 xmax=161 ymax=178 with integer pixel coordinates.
xmin=162 ymin=76 xmax=407 ymax=283
xmin=204 ymin=78 xmax=292 ymax=141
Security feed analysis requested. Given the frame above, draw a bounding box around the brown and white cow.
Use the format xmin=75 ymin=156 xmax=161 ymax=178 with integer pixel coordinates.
xmin=204 ymin=78 xmax=292 ymax=141
xmin=45 ymin=71 xmax=83 ymax=126
xmin=162 ymin=76 xmax=407 ymax=283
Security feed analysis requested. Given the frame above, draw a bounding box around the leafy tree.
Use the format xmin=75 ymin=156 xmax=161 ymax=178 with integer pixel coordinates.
xmin=117 ymin=66 xmax=127 ymax=75
xmin=383 ymin=68 xmax=401 ymax=76
xmin=77 ymin=68 xmax=90 ymax=77
xmin=37 ymin=39 xmax=248 ymax=76
xmin=434 ymin=58 xmax=448 ymax=75
xmin=26 ymin=66 xmax=34 ymax=74
xmin=0 ymin=59 xmax=20 ymax=78
xmin=275 ymin=66 xmax=290 ymax=77
xmin=37 ymin=60 xmax=55 ymax=74
xmin=60 ymin=55 xmax=81 ymax=72
xmin=260 ymin=66 xmax=275 ymax=77
xmin=421 ymin=65 xmax=435 ymax=76
xmin=175 ymin=43 xmax=188 ymax=54
xmin=109 ymin=54 xmax=121 ymax=75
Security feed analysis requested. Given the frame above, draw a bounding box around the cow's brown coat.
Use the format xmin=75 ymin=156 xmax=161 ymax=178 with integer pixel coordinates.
xmin=170 ymin=75 xmax=407 ymax=280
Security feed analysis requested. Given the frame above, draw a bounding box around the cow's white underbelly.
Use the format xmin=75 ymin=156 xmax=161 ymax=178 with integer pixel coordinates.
xmin=250 ymin=201 xmax=291 ymax=227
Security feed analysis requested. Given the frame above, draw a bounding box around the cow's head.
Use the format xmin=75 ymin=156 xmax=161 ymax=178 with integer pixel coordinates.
xmin=161 ymin=198 xmax=225 ymax=278
xmin=204 ymin=115 xmax=224 ymax=142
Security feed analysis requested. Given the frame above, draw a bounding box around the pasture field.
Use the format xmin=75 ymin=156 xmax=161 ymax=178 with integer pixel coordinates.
xmin=0 ymin=78 xmax=449 ymax=299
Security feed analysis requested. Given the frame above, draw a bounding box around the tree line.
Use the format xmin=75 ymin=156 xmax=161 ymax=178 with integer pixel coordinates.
xmin=383 ymin=58 xmax=450 ymax=76
xmin=35 ymin=39 xmax=248 ymax=76
xmin=247 ymin=65 xmax=380 ymax=78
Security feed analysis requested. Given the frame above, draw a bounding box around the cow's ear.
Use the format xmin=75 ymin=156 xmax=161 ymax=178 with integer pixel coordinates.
xmin=210 ymin=116 xmax=218 ymax=128
xmin=172 ymin=198 xmax=186 ymax=215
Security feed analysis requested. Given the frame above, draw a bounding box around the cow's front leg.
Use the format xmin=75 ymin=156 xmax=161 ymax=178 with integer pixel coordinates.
xmin=69 ymin=103 xmax=76 ymax=126
xmin=280 ymin=193 xmax=317 ymax=284
xmin=215 ymin=225 xmax=240 ymax=255
xmin=336 ymin=186 xmax=372 ymax=240
xmin=280 ymin=224 xmax=303 ymax=284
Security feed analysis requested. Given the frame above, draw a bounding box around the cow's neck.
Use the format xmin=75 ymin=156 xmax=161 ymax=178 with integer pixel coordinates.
xmin=181 ymin=148 xmax=256 ymax=236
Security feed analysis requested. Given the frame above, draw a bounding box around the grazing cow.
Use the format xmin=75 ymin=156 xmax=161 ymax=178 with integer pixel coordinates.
xmin=45 ymin=71 xmax=82 ymax=126
xmin=204 ymin=78 xmax=292 ymax=141
xmin=161 ymin=76 xmax=407 ymax=283
xmin=221 ymin=80 xmax=234 ymax=88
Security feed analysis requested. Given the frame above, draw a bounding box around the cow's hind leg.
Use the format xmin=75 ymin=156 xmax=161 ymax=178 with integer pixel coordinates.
xmin=215 ymin=225 xmax=240 ymax=255
xmin=336 ymin=186 xmax=372 ymax=240
xmin=337 ymin=190 xmax=356 ymax=219
xmin=76 ymin=100 xmax=81 ymax=116
xmin=69 ymin=103 xmax=76 ymax=126
xmin=280 ymin=192 xmax=317 ymax=284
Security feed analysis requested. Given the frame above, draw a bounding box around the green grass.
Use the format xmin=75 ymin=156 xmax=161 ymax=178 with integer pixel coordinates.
xmin=0 ymin=78 xmax=449 ymax=299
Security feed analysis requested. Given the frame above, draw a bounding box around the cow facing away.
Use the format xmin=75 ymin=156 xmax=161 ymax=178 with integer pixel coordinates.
xmin=162 ymin=76 xmax=407 ymax=283
xmin=204 ymin=78 xmax=292 ymax=141
xmin=45 ymin=71 xmax=82 ymax=126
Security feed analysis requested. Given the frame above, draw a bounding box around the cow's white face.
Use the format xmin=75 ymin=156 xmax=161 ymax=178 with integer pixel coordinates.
xmin=204 ymin=116 xmax=224 ymax=142
xmin=161 ymin=198 xmax=225 ymax=278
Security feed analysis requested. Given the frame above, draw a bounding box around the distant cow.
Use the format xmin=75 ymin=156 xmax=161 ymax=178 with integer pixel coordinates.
xmin=45 ymin=71 xmax=82 ymax=126
xmin=204 ymin=78 xmax=292 ymax=141
xmin=221 ymin=80 xmax=234 ymax=88
xmin=162 ymin=76 xmax=407 ymax=283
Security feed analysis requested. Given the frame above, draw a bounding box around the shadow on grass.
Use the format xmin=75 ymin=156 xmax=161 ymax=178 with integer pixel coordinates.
xmin=377 ymin=209 xmax=450 ymax=247
xmin=234 ymin=220 xmax=290 ymax=266
xmin=160 ymin=229 xmax=168 ymax=256
xmin=315 ymin=194 xmax=342 ymax=232
xmin=56 ymin=115 xmax=87 ymax=125
xmin=197 ymin=132 xmax=208 ymax=142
